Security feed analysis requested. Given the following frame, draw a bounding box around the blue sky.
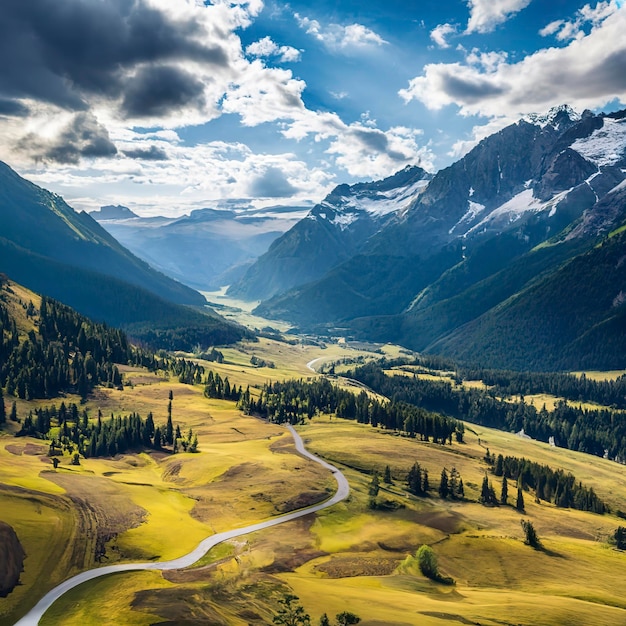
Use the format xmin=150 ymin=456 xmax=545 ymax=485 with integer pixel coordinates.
xmin=0 ymin=0 xmax=625 ymax=216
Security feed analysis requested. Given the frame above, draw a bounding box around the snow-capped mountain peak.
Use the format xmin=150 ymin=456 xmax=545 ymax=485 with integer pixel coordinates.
xmin=523 ymin=104 xmax=581 ymax=129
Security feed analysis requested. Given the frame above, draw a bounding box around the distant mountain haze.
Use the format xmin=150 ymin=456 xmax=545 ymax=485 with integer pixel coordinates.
xmin=0 ymin=162 xmax=248 ymax=349
xmin=91 ymin=204 xmax=306 ymax=291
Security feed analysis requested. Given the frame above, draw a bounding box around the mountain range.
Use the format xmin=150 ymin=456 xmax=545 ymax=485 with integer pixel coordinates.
xmin=0 ymin=162 xmax=247 ymax=349
xmin=91 ymin=204 xmax=306 ymax=291
xmin=231 ymin=105 xmax=626 ymax=370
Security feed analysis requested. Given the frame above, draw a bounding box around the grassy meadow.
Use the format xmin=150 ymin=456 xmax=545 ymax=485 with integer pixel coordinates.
xmin=2 ymin=332 xmax=626 ymax=625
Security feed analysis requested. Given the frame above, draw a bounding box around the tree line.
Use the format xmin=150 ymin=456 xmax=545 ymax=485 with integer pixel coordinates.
xmin=0 ymin=296 xmax=174 ymax=400
xmin=459 ymin=367 xmax=626 ymax=410
xmin=348 ymin=363 xmax=626 ymax=462
xmin=489 ymin=452 xmax=607 ymax=514
xmin=237 ymin=377 xmax=464 ymax=444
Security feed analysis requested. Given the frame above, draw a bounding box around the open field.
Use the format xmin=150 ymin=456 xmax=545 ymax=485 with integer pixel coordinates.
xmin=19 ymin=408 xmax=626 ymax=625
xmin=3 ymin=331 xmax=626 ymax=625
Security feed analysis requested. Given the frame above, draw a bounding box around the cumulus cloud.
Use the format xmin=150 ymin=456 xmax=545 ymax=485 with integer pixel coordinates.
xmin=400 ymin=7 xmax=626 ymax=119
xmin=246 ymin=36 xmax=301 ymax=62
xmin=539 ymin=1 xmax=618 ymax=41
xmin=0 ymin=0 xmax=432 ymax=205
xmin=282 ymin=109 xmax=433 ymax=178
xmin=122 ymin=145 xmax=169 ymax=161
xmin=295 ymin=13 xmax=387 ymax=51
xmin=465 ymin=0 xmax=533 ymax=34
xmin=248 ymin=166 xmax=299 ymax=197
xmin=430 ymin=23 xmax=457 ymax=48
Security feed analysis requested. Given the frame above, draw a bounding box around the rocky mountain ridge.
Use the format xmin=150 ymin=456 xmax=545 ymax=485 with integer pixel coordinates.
xmin=245 ymin=106 xmax=626 ymax=370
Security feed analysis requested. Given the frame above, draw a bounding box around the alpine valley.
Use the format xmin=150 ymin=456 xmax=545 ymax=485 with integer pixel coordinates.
xmin=3 ymin=104 xmax=626 ymax=626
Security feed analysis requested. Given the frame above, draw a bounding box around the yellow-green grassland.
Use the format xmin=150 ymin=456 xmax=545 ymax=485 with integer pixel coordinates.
xmin=2 ymin=316 xmax=626 ymax=625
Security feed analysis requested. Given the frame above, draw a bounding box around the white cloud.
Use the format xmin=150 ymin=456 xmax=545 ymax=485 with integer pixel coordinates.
xmin=466 ymin=0 xmax=532 ymax=34
xmin=430 ymin=23 xmax=457 ymax=48
xmin=1 ymin=0 xmax=432 ymax=209
xmin=295 ymin=13 xmax=387 ymax=51
xmin=400 ymin=7 xmax=626 ymax=120
xmin=246 ymin=36 xmax=301 ymax=62
xmin=539 ymin=1 xmax=618 ymax=41
xmin=281 ymin=108 xmax=434 ymax=178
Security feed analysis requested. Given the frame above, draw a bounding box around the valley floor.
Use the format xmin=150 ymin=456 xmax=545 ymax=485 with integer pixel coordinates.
xmin=2 ymin=333 xmax=626 ymax=625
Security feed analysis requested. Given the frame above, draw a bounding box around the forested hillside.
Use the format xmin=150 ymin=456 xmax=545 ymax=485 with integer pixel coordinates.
xmin=0 ymin=162 xmax=247 ymax=350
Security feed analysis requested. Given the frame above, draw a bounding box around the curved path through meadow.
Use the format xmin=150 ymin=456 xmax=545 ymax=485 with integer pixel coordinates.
xmin=15 ymin=424 xmax=349 ymax=626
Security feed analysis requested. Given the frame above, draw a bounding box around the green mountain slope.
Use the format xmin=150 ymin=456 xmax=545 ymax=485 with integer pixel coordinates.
xmin=0 ymin=162 xmax=247 ymax=349
xmin=428 ymin=228 xmax=626 ymax=370
xmin=0 ymin=162 xmax=203 ymax=306
xmin=0 ymin=237 xmax=247 ymax=350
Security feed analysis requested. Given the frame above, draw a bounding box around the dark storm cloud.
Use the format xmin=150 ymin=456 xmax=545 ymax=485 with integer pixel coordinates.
xmin=121 ymin=65 xmax=206 ymax=117
xmin=440 ymin=73 xmax=505 ymax=102
xmin=123 ymin=145 xmax=169 ymax=161
xmin=0 ymin=0 xmax=227 ymax=115
xmin=248 ymin=167 xmax=298 ymax=198
xmin=20 ymin=112 xmax=117 ymax=164
xmin=0 ymin=99 xmax=30 ymax=117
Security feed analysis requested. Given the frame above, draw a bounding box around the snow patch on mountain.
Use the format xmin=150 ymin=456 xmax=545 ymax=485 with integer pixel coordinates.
xmin=346 ymin=178 xmax=430 ymax=217
xmin=310 ymin=177 xmax=430 ymax=230
xmin=465 ymin=188 xmax=572 ymax=235
xmin=572 ymin=117 xmax=626 ymax=167
xmin=449 ymin=201 xmax=486 ymax=234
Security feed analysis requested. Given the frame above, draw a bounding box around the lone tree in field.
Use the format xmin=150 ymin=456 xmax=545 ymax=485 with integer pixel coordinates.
xmin=273 ymin=593 xmax=310 ymax=626
xmin=384 ymin=465 xmax=392 ymax=484
xmin=500 ymin=476 xmax=509 ymax=505
xmin=521 ymin=519 xmax=541 ymax=548
xmin=516 ymin=486 xmax=525 ymax=512
xmin=336 ymin=612 xmax=361 ymax=626
xmin=416 ymin=544 xmax=440 ymax=580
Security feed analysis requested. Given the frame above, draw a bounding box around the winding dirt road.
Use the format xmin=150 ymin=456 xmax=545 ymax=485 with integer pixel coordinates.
xmin=15 ymin=424 xmax=349 ymax=626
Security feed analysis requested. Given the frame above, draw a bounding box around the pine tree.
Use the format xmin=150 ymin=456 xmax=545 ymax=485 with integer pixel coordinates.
xmin=438 ymin=468 xmax=449 ymax=499
xmin=165 ymin=411 xmax=174 ymax=446
xmin=10 ymin=401 xmax=17 ymax=422
xmin=422 ymin=468 xmax=429 ymax=493
xmin=516 ymin=486 xmax=525 ymax=512
xmin=319 ymin=615 xmax=330 ymax=626
xmin=407 ymin=462 xmax=423 ymax=495
xmin=521 ymin=519 xmax=540 ymax=548
xmin=500 ymin=476 xmax=508 ymax=505
xmin=383 ymin=465 xmax=392 ymax=484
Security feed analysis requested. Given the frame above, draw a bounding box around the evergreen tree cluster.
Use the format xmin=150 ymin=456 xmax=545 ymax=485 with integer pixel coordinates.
xmin=491 ymin=453 xmax=607 ymax=513
xmin=15 ymin=400 xmax=196 ymax=458
xmin=406 ymin=462 xmax=464 ymax=500
xmin=204 ymin=371 xmax=242 ymax=400
xmin=0 ymin=296 xmax=166 ymax=400
xmin=349 ymin=362 xmax=626 ymax=462
xmin=460 ymin=367 xmax=626 ymax=410
xmin=237 ymin=377 xmax=463 ymax=443
xmin=171 ymin=358 xmax=204 ymax=385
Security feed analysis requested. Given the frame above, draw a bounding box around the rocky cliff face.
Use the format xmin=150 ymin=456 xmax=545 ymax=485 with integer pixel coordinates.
xmin=0 ymin=521 xmax=25 ymax=597
xmin=227 ymin=165 xmax=431 ymax=301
